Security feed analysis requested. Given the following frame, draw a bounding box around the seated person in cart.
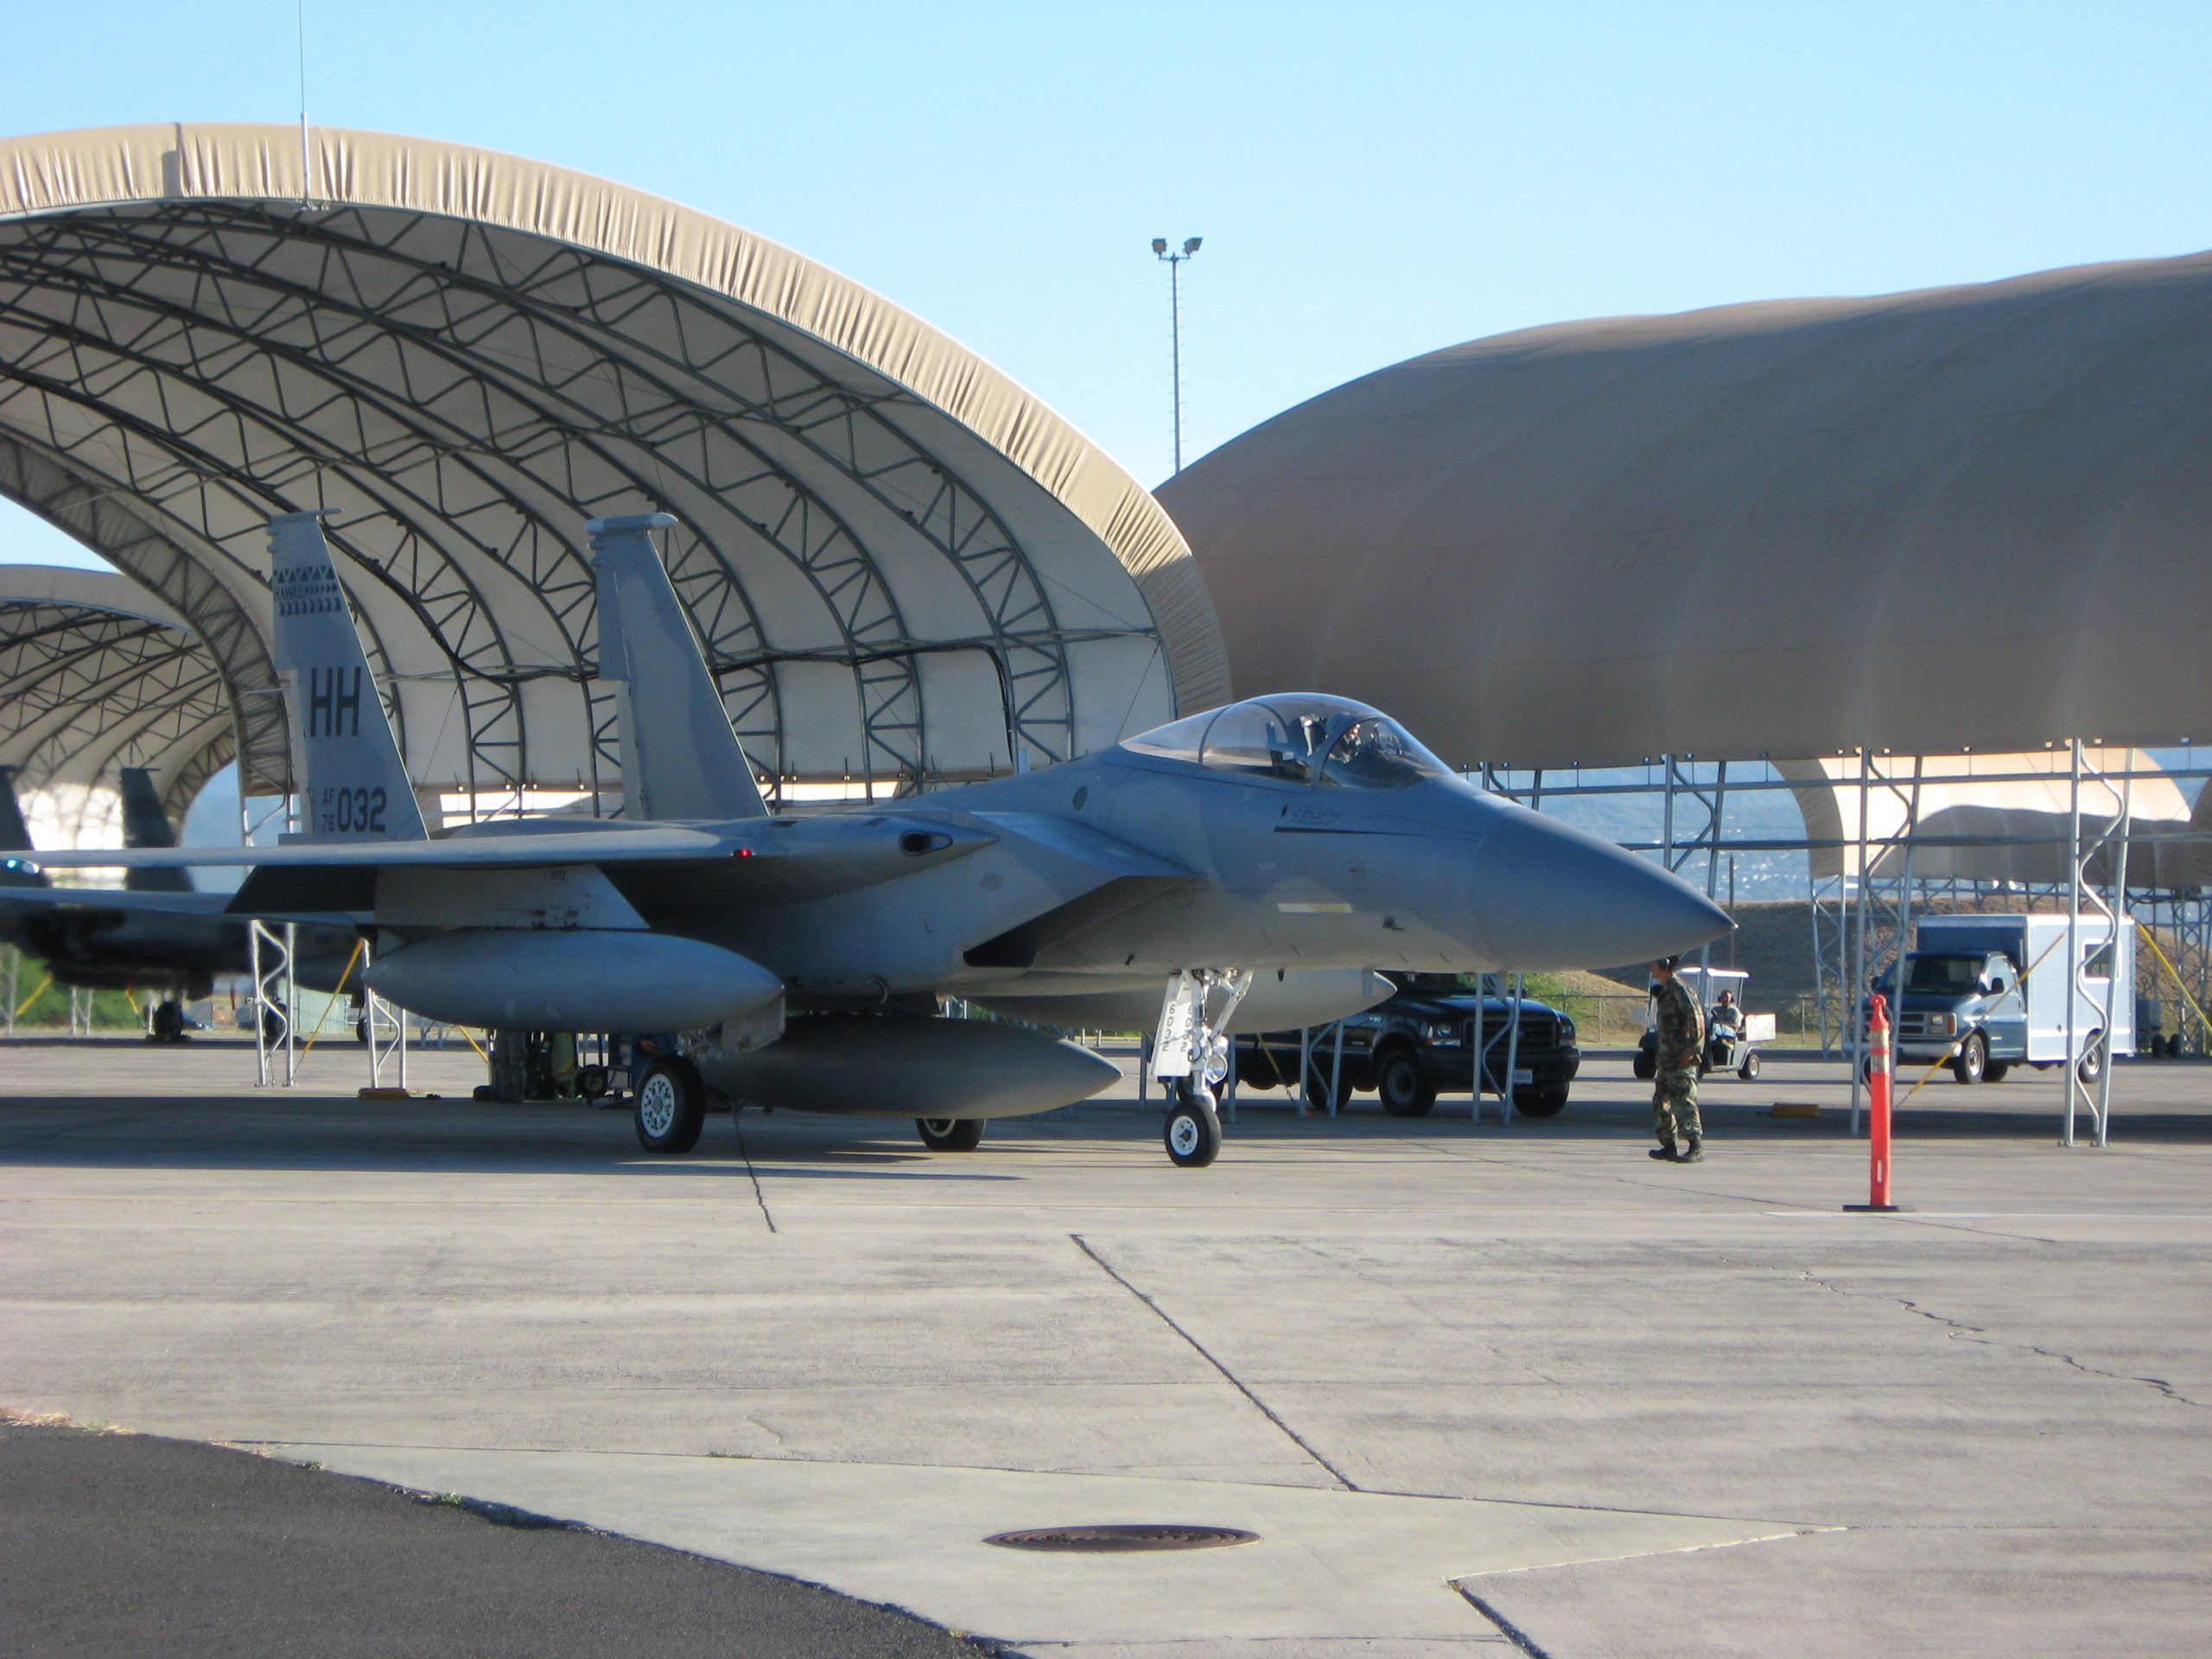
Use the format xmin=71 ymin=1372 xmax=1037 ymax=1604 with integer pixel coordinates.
xmin=1637 ymin=967 xmax=1766 ymax=1081
xmin=1708 ymin=988 xmax=1744 ymax=1055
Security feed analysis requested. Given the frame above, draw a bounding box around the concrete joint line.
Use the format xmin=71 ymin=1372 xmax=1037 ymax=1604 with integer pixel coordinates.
xmin=1456 ymin=1586 xmax=1556 ymax=1657
xmin=1069 ymin=1233 xmax=1357 ymax=1491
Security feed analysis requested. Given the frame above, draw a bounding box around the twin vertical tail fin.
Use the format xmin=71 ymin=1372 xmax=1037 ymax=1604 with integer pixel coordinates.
xmin=589 ymin=514 xmax=767 ymax=822
xmin=268 ymin=511 xmax=427 ymax=843
xmin=0 ymin=766 xmax=48 ymax=889
xmin=118 ymin=766 xmax=194 ymax=893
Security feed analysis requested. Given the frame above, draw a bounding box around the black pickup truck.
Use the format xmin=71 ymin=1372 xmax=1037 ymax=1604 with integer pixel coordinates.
xmin=1232 ymin=974 xmax=1580 ymax=1117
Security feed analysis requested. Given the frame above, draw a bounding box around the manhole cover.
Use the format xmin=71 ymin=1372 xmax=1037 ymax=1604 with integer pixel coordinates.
xmin=984 ymin=1524 xmax=1258 ymax=1553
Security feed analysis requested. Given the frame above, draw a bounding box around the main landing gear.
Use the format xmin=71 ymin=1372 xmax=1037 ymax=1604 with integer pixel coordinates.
xmin=1153 ymin=969 xmax=1250 ymax=1168
xmin=915 ymin=1117 xmax=984 ymax=1152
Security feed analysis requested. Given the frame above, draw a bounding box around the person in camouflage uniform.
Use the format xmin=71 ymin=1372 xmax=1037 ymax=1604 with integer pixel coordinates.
xmin=1649 ymin=955 xmax=1706 ymax=1163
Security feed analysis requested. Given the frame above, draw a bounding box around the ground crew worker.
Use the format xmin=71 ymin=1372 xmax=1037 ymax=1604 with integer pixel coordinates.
xmin=1649 ymin=955 xmax=1706 ymax=1163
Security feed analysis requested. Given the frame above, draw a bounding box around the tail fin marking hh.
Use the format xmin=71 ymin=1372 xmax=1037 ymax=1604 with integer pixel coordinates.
xmin=268 ymin=512 xmax=428 ymax=843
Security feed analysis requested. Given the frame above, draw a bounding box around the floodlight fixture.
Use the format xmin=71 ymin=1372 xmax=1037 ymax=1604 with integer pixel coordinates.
xmin=1152 ymin=234 xmax=1204 ymax=474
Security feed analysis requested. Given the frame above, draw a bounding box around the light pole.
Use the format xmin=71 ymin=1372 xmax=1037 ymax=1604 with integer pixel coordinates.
xmin=1152 ymin=236 xmax=1201 ymax=473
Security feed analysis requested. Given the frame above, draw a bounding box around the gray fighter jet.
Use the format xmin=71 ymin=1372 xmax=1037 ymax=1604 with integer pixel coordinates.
xmin=0 ymin=765 xmax=360 ymax=1037
xmin=41 ymin=512 xmax=1729 ymax=1165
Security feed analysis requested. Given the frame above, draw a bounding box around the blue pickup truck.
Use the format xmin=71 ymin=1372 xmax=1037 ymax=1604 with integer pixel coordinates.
xmin=1231 ymin=974 xmax=1580 ymax=1117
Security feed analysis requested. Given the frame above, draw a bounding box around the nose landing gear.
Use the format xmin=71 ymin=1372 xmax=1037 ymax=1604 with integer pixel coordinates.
xmin=1152 ymin=968 xmax=1250 ymax=1168
xmin=1163 ymin=1078 xmax=1223 ymax=1167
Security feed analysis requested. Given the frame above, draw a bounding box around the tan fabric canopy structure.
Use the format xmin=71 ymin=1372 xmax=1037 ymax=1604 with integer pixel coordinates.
xmin=0 ymin=564 xmax=229 ymax=836
xmin=0 ymin=124 xmax=1226 ymax=811
xmin=1158 ymin=251 xmax=2212 ymax=770
xmin=1777 ymin=749 xmax=2195 ymax=887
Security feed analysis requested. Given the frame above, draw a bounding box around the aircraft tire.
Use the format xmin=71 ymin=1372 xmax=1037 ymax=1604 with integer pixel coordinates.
xmin=1164 ymin=1084 xmax=1222 ymax=1168
xmin=916 ymin=1116 xmax=984 ymax=1152
xmin=150 ymin=1000 xmax=185 ymax=1043
xmin=1630 ymin=1048 xmax=1656 ymax=1082
xmin=633 ymin=1057 xmax=706 ymax=1154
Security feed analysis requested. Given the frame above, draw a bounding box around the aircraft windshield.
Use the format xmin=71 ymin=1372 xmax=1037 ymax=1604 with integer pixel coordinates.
xmin=1200 ymin=702 xmax=1333 ymax=782
xmin=1122 ymin=695 xmax=1452 ymax=790
xmin=1319 ymin=715 xmax=1450 ymax=790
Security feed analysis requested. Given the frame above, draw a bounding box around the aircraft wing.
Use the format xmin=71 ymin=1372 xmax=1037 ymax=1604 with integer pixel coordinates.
xmin=20 ymin=824 xmax=742 ymax=871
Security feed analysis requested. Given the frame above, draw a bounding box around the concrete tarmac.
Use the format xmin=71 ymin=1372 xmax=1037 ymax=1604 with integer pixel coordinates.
xmin=2 ymin=1035 xmax=2208 ymax=1656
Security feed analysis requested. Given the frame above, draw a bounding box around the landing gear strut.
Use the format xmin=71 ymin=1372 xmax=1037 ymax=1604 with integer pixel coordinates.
xmin=1151 ymin=969 xmax=1249 ymax=1168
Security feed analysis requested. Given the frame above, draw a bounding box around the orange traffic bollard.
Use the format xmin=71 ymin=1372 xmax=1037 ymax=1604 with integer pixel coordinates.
xmin=1847 ymin=993 xmax=1904 ymax=1213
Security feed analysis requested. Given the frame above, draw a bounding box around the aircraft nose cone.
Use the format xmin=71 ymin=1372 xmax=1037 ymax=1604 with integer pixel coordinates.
xmin=1471 ymin=811 xmax=1732 ymax=970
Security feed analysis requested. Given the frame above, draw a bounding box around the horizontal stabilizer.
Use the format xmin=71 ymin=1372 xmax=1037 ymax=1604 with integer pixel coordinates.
xmin=0 ymin=886 xmax=242 ymax=921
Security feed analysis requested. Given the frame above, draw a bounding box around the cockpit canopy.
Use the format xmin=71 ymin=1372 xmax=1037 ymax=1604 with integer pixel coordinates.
xmin=1122 ymin=694 xmax=1453 ymax=790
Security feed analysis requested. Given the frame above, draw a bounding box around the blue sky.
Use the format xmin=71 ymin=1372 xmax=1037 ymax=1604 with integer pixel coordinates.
xmin=3 ymin=0 xmax=2209 ymax=573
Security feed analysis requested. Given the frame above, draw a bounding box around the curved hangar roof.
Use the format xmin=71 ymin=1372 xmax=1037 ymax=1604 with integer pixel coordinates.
xmin=1157 ymin=251 xmax=2212 ymax=770
xmin=0 ymin=123 xmax=1226 ymax=809
xmin=0 ymin=564 xmax=230 ymax=823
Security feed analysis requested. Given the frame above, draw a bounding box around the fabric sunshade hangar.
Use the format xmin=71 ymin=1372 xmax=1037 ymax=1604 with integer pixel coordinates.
xmin=0 ymin=123 xmax=1228 ymax=817
xmin=0 ymin=563 xmax=232 ymax=838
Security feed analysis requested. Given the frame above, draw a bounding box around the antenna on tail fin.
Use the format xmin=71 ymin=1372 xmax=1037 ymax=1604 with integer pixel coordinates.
xmin=589 ymin=514 xmax=768 ymax=821
xmin=267 ymin=512 xmax=427 ymax=843
xmin=118 ymin=767 xmax=193 ymax=893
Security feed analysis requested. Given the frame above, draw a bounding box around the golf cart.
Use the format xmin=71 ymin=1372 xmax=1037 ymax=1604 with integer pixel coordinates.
xmin=1632 ymin=966 xmax=1774 ymax=1081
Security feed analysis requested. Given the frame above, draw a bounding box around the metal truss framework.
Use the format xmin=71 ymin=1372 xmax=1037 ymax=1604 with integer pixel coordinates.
xmin=0 ymin=194 xmax=1174 ymax=813
xmin=0 ymin=581 xmax=232 ymax=823
xmin=1475 ymin=750 xmax=2212 ymax=1144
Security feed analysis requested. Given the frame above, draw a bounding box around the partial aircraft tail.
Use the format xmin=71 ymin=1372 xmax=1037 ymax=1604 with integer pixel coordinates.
xmin=589 ymin=513 xmax=767 ymax=821
xmin=118 ymin=766 xmax=194 ymax=893
xmin=0 ymin=766 xmax=48 ymax=888
xmin=268 ymin=511 xmax=427 ymax=843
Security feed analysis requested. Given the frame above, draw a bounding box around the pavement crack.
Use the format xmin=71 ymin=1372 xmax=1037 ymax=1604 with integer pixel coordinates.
xmin=1797 ymin=1271 xmax=2208 ymax=1408
xmin=728 ymin=1113 xmax=779 ymax=1234
xmin=1070 ymin=1233 xmax=1357 ymax=1491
